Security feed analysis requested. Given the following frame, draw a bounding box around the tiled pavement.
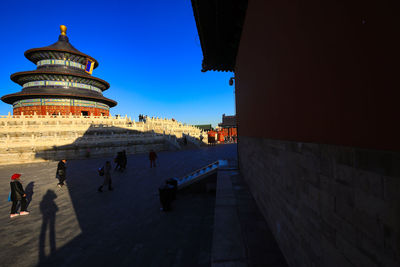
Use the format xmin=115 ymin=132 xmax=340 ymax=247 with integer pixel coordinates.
xmin=0 ymin=145 xmax=235 ymax=267
xmin=0 ymin=144 xmax=287 ymax=267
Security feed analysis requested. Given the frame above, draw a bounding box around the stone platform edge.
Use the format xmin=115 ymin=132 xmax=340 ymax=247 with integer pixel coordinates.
xmin=212 ymin=168 xmax=247 ymax=267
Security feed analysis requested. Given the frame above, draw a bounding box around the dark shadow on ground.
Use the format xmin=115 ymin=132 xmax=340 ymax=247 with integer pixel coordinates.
xmin=39 ymin=190 xmax=58 ymax=264
xmin=25 ymin=182 xmax=34 ymax=208
xmin=35 ymin=142 xmax=237 ymax=267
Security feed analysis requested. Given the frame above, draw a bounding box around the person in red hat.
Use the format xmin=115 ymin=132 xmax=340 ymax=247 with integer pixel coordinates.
xmin=10 ymin=173 xmax=29 ymax=218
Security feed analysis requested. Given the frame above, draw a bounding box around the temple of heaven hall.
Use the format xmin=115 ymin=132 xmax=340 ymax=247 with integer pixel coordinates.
xmin=1 ymin=25 xmax=117 ymax=116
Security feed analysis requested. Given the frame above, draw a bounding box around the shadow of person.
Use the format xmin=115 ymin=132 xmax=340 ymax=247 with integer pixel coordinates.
xmin=39 ymin=190 xmax=58 ymax=262
xmin=25 ymin=182 xmax=34 ymax=208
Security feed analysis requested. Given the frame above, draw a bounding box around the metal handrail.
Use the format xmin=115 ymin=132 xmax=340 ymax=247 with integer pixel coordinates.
xmin=178 ymin=161 xmax=219 ymax=182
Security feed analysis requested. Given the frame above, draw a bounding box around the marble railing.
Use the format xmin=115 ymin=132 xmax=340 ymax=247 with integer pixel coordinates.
xmin=0 ymin=113 xmax=207 ymax=165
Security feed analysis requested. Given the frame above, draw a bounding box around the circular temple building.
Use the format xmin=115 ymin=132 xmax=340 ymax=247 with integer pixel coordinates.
xmin=1 ymin=25 xmax=117 ymax=116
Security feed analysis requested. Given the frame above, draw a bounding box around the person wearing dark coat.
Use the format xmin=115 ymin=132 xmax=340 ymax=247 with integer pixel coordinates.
xmin=10 ymin=173 xmax=29 ymax=218
xmin=149 ymin=150 xmax=157 ymax=168
xmin=120 ymin=150 xmax=127 ymax=171
xmin=56 ymin=159 xmax=67 ymax=188
xmin=114 ymin=152 xmax=122 ymax=171
xmin=98 ymin=161 xmax=113 ymax=192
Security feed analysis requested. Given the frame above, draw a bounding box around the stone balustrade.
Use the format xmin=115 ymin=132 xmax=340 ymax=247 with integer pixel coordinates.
xmin=0 ymin=113 xmax=207 ymax=165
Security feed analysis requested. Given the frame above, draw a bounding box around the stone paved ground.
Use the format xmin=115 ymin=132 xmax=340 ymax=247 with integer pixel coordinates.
xmin=0 ymin=144 xmax=237 ymax=267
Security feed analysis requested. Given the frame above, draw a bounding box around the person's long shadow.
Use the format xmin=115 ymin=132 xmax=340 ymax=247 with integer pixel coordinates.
xmin=39 ymin=190 xmax=58 ymax=263
xmin=25 ymin=182 xmax=34 ymax=208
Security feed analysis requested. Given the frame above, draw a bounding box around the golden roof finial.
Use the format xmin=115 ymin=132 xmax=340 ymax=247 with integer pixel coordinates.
xmin=60 ymin=25 xmax=67 ymax=36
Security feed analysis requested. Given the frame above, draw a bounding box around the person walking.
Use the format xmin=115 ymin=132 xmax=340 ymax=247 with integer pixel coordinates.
xmin=114 ymin=152 xmax=122 ymax=171
xmin=149 ymin=149 xmax=157 ymax=168
xmin=9 ymin=173 xmax=29 ymax=218
xmin=120 ymin=150 xmax=127 ymax=171
xmin=98 ymin=161 xmax=113 ymax=192
xmin=56 ymin=159 xmax=67 ymax=188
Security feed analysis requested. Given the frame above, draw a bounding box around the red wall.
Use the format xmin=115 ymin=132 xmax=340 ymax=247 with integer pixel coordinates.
xmin=14 ymin=106 xmax=109 ymax=116
xmin=235 ymin=0 xmax=399 ymax=151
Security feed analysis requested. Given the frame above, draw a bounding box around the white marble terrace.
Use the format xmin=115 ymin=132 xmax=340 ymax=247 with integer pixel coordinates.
xmin=0 ymin=112 xmax=207 ymax=165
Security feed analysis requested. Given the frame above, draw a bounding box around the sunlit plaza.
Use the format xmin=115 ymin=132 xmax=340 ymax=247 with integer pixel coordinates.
xmin=0 ymin=144 xmax=287 ymax=267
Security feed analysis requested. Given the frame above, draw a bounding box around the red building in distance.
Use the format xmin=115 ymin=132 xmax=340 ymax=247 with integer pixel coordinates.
xmin=218 ymin=113 xmax=237 ymax=140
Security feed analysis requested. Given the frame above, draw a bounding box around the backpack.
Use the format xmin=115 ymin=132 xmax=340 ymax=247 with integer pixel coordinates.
xmin=98 ymin=167 xmax=104 ymax=176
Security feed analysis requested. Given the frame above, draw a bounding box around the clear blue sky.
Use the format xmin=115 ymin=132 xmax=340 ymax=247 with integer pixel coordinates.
xmin=0 ymin=0 xmax=235 ymax=127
